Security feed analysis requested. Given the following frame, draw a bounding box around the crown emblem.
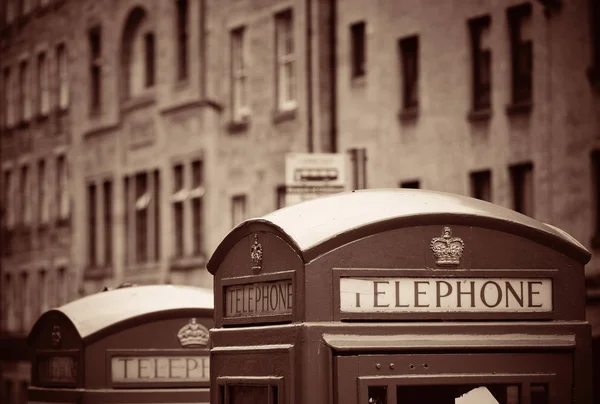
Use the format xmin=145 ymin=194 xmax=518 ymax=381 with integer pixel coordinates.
xmin=430 ymin=227 xmax=465 ymax=267
xmin=250 ymin=234 xmax=263 ymax=274
xmin=51 ymin=325 xmax=62 ymax=348
xmin=177 ymin=318 xmax=209 ymax=348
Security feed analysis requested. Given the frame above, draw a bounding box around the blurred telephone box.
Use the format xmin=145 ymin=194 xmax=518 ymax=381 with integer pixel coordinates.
xmin=207 ymin=189 xmax=593 ymax=404
xmin=27 ymin=284 xmax=213 ymax=404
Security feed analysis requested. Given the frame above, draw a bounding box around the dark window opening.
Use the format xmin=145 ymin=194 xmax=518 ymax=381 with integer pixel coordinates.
xmin=349 ymin=148 xmax=367 ymax=190
xmin=231 ymin=194 xmax=247 ymax=228
xmin=510 ymin=162 xmax=534 ymax=217
xmin=191 ymin=160 xmax=204 ymax=256
xmin=144 ymin=33 xmax=155 ymax=87
xmin=89 ymin=26 xmax=102 ymax=114
xmin=350 ymin=21 xmax=366 ymax=78
xmin=176 ymin=0 xmax=189 ymax=80
xmin=399 ymin=35 xmax=419 ymax=110
xmin=103 ymin=180 xmax=113 ymax=266
xmin=276 ymin=185 xmax=286 ymax=209
xmin=469 ymin=15 xmax=492 ymax=110
xmin=135 ymin=173 xmax=148 ymax=263
xmin=173 ymin=164 xmax=184 ymax=258
xmin=87 ymin=183 xmax=97 ymax=267
xmin=507 ymin=3 xmax=533 ymax=104
xmin=153 ymin=169 xmax=161 ymax=260
xmin=124 ymin=177 xmax=130 ymax=265
xmin=470 ymin=169 xmax=492 ymax=202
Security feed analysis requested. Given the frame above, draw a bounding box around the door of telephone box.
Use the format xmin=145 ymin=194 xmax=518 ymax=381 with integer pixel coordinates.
xmin=335 ymin=353 xmax=572 ymax=404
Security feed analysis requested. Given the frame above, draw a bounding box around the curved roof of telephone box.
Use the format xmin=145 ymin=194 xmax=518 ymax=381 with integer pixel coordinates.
xmin=207 ymin=188 xmax=590 ymax=274
xmin=28 ymin=285 xmax=214 ymax=345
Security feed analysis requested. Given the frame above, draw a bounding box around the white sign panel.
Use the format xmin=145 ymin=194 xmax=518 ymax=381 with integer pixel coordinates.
xmin=340 ymin=277 xmax=553 ymax=313
xmin=285 ymin=153 xmax=347 ymax=187
xmin=224 ymin=279 xmax=293 ymax=318
xmin=111 ymin=356 xmax=209 ymax=383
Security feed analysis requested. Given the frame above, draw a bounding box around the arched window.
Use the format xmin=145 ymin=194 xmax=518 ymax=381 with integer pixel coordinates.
xmin=121 ymin=7 xmax=155 ymax=100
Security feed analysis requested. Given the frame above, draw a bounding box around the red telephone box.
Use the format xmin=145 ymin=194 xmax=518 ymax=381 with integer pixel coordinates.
xmin=207 ymin=188 xmax=593 ymax=404
xmin=27 ymin=284 xmax=213 ymax=404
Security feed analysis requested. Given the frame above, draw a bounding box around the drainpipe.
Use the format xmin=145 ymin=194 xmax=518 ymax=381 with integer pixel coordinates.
xmin=329 ymin=0 xmax=337 ymax=153
xmin=306 ymin=0 xmax=313 ymax=152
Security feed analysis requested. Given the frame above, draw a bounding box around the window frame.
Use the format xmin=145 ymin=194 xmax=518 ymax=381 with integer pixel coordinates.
xmin=231 ymin=26 xmax=250 ymax=121
xmin=275 ymin=9 xmax=296 ymax=112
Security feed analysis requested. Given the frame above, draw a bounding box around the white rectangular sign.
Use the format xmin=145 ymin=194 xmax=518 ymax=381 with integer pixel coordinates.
xmin=224 ymin=279 xmax=293 ymax=318
xmin=111 ymin=356 xmax=209 ymax=383
xmin=285 ymin=152 xmax=347 ymax=187
xmin=339 ymin=277 xmax=553 ymax=313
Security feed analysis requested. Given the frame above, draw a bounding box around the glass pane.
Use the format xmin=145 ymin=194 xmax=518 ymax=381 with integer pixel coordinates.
xmin=368 ymin=386 xmax=386 ymax=404
xmin=397 ymin=384 xmax=520 ymax=404
xmin=531 ymin=384 xmax=548 ymax=404
xmin=229 ymin=385 xmax=268 ymax=404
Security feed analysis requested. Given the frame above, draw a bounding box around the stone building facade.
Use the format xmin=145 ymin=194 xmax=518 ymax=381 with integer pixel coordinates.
xmin=1 ymin=0 xmax=599 ymax=402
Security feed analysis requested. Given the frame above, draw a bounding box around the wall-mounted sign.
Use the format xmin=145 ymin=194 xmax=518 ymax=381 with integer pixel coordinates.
xmin=111 ymin=356 xmax=210 ymax=383
xmin=224 ymin=279 xmax=293 ymax=318
xmin=339 ymin=277 xmax=553 ymax=313
xmin=37 ymin=355 xmax=78 ymax=385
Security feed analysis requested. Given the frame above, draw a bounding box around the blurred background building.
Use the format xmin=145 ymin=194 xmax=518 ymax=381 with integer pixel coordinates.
xmin=0 ymin=0 xmax=599 ymax=402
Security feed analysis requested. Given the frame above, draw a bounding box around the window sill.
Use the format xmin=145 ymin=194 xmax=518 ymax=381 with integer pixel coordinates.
xmin=505 ymin=101 xmax=532 ymax=116
xmin=174 ymin=78 xmax=190 ymax=91
xmin=227 ymin=117 xmax=250 ymax=134
xmin=587 ymin=66 xmax=600 ymax=93
xmin=36 ymin=113 xmax=50 ymax=123
xmin=122 ymin=93 xmax=156 ymax=113
xmin=398 ymin=106 xmax=419 ymax=122
xmin=56 ymin=216 xmax=71 ymax=228
xmin=16 ymin=120 xmax=30 ymax=129
xmin=467 ymin=108 xmax=492 ymax=122
xmin=350 ymin=75 xmax=366 ymax=88
xmin=169 ymin=255 xmax=207 ymax=272
xmin=84 ymin=266 xmax=112 ymax=280
xmin=272 ymin=108 xmax=297 ymax=124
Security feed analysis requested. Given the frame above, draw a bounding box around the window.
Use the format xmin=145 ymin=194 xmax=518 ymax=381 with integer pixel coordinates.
xmin=591 ymin=0 xmax=600 ymax=71
xmin=469 ymin=16 xmax=491 ymax=111
xmin=349 ymin=148 xmax=367 ymax=190
xmin=172 ymin=164 xmax=185 ymax=258
xmin=400 ymin=180 xmax=420 ymax=189
xmin=2 ymin=67 xmax=14 ymax=128
xmin=56 ymin=267 xmax=66 ymax=306
xmin=275 ymin=9 xmax=296 ymax=111
xmin=592 ymin=151 xmax=600 ymax=241
xmin=2 ymin=380 xmax=12 ymax=404
xmin=3 ymin=274 xmax=14 ymax=332
xmin=122 ymin=7 xmax=154 ymax=98
xmin=19 ymin=60 xmax=31 ymax=122
xmin=89 ymin=26 xmax=102 ymax=114
xmin=350 ymin=21 xmax=366 ymax=78
xmin=507 ymin=3 xmax=533 ymax=105
xmin=276 ymin=185 xmax=286 ymax=209
xmin=135 ymin=173 xmax=149 ymax=263
xmin=87 ymin=183 xmax=97 ymax=267
xmin=144 ymin=33 xmax=155 ymax=88
xmin=20 ymin=165 xmax=31 ymax=226
xmin=510 ymin=162 xmax=534 ymax=217
xmin=470 ymin=169 xmax=492 ymax=202
xmin=38 ymin=269 xmax=48 ymax=316
xmin=103 ymin=180 xmax=113 ymax=266
xmin=190 ymin=159 xmax=204 ymax=256
xmin=399 ymin=35 xmax=419 ymax=110
xmin=126 ymin=169 xmax=161 ymax=265
xmin=56 ymin=44 xmax=69 ymax=110
xmin=231 ymin=194 xmax=247 ymax=228
xmin=20 ymin=272 xmax=29 ymax=332
xmin=38 ymin=159 xmax=48 ymax=225
xmin=37 ymin=52 xmax=50 ymax=116
xmin=231 ymin=27 xmax=248 ymax=120
xmin=3 ymin=169 xmax=14 ymax=229
xmin=176 ymin=0 xmax=189 ymax=81
xmin=56 ymin=155 xmax=70 ymax=221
